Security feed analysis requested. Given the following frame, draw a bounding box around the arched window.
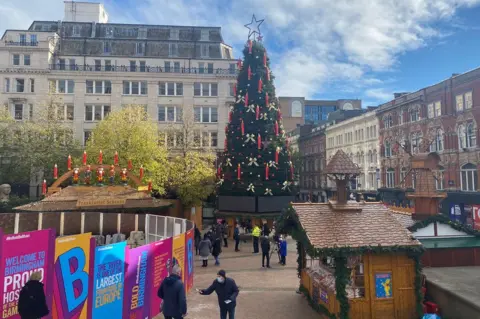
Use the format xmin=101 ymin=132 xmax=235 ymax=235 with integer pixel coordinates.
xmin=385 ymin=141 xmax=392 ymax=157
xmin=399 ymin=110 xmax=404 ymax=125
xmin=368 ymin=150 xmax=373 ymax=163
xmin=461 ymin=163 xmax=478 ymax=191
xmin=467 ymin=123 xmax=477 ymax=148
xmin=458 ymin=124 xmax=466 ymax=149
xmin=373 ymin=150 xmax=377 ymax=163
xmin=400 ymin=167 xmax=408 ymax=184
xmin=409 ymin=106 xmax=420 ymax=122
xmin=411 ymin=132 xmax=422 ymax=154
xmin=386 ymin=168 xmax=395 ymax=188
xmin=383 ymin=115 xmax=393 ymax=128
xmin=458 ymin=123 xmax=476 ymax=149
xmin=430 ymin=129 xmax=444 ymax=152
xmin=435 ymin=166 xmax=444 ymax=190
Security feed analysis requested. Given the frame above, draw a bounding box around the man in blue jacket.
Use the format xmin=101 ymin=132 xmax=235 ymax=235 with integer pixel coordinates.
xmin=199 ymin=269 xmax=239 ymax=319
xmin=158 ymin=264 xmax=187 ymax=319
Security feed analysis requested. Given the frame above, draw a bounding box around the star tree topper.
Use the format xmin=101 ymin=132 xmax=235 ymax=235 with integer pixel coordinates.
xmin=244 ymin=14 xmax=264 ymax=40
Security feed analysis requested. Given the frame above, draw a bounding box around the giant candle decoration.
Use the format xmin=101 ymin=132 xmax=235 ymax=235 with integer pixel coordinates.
xmin=67 ymin=155 xmax=72 ymax=171
xmin=237 ymin=58 xmax=242 ymax=69
xmin=241 ymin=119 xmax=245 ymax=135
xmin=148 ymin=181 xmax=152 ymax=192
xmin=277 ymin=109 xmax=282 ymax=121
xmin=42 ymin=180 xmax=47 ymax=195
xmin=248 ymin=40 xmax=252 ymax=54
xmin=128 ymin=159 xmax=133 ymax=170
xmin=265 ymin=93 xmax=269 ymax=106
xmin=257 ymin=134 xmax=261 ymax=149
xmin=228 ymin=110 xmax=232 ymax=122
xmin=237 ymin=164 xmax=241 ymax=180
xmin=224 ymin=139 xmax=227 ymax=151
xmin=233 ymin=84 xmax=237 ymax=96
xmin=275 ymin=121 xmax=279 ymax=136
xmin=114 ymin=151 xmax=119 ymax=166
xmin=266 ymin=67 xmax=270 ymax=81
xmin=248 ymin=66 xmax=252 ymax=80
xmin=275 ymin=147 xmax=280 ymax=163
xmin=258 ymin=78 xmax=263 ymax=93
xmin=256 ymin=105 xmax=260 ymax=120
xmin=245 ymin=93 xmax=249 ymax=107
xmin=139 ymin=165 xmax=144 ymax=180
xmin=265 ymin=164 xmax=269 ymax=180
xmin=53 ymin=164 xmax=58 ymax=179
xmin=82 ymin=151 xmax=87 ymax=165
xmin=263 ymin=49 xmax=267 ymax=66
xmin=98 ymin=150 xmax=103 ymax=164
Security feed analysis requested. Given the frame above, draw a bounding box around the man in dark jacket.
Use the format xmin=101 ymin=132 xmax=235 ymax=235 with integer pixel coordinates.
xmin=199 ymin=269 xmax=239 ymax=319
xmin=157 ymin=264 xmax=187 ymax=319
xmin=18 ymin=271 xmax=49 ymax=319
xmin=233 ymin=224 xmax=240 ymax=252
xmin=260 ymin=236 xmax=271 ymax=268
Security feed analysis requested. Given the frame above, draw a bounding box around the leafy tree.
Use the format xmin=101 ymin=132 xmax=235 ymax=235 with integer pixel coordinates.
xmin=162 ymin=109 xmax=216 ymax=207
xmin=85 ymin=105 xmax=169 ymax=194
xmin=218 ymin=40 xmax=294 ymax=196
xmin=0 ymin=96 xmax=82 ymax=187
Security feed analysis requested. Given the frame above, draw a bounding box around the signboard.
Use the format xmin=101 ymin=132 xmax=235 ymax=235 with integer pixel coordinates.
xmin=52 ymin=233 xmax=93 ymax=319
xmin=172 ymin=234 xmax=186 ymax=282
xmin=92 ymin=241 xmax=126 ymax=319
xmin=473 ymin=205 xmax=480 ymax=231
xmin=375 ymin=273 xmax=393 ymax=298
xmin=185 ymin=229 xmax=194 ymax=293
xmin=76 ymin=199 xmax=126 ymax=207
xmin=0 ymin=229 xmax=55 ymax=319
xmin=123 ymin=245 xmax=150 ymax=319
xmin=148 ymin=237 xmax=172 ymax=318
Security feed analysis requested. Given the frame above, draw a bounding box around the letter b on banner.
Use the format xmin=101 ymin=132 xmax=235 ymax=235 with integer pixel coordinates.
xmin=57 ymin=247 xmax=89 ymax=312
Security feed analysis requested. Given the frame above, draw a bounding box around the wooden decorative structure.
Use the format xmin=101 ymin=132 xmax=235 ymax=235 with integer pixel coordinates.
xmin=279 ymin=150 xmax=424 ymax=319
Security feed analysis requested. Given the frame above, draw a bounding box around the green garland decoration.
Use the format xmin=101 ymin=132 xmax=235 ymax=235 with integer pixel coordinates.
xmin=409 ymin=214 xmax=480 ymax=236
xmin=299 ymin=285 xmax=336 ymax=319
xmin=277 ymin=204 xmax=425 ymax=319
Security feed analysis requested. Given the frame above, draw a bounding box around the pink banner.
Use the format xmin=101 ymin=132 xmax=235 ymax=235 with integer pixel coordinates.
xmin=123 ymin=245 xmax=150 ymax=319
xmin=0 ymin=229 xmax=55 ymax=319
xmin=148 ymin=237 xmax=172 ymax=318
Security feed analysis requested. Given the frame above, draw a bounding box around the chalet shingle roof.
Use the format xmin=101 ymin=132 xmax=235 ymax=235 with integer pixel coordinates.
xmin=293 ymin=202 xmax=421 ymax=249
xmin=324 ymin=150 xmax=360 ymax=175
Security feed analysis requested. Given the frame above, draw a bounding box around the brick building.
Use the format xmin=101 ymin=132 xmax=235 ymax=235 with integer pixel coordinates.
xmin=377 ymin=68 xmax=480 ymax=210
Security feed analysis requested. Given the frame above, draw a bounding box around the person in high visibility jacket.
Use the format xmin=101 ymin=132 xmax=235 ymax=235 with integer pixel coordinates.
xmin=252 ymin=225 xmax=261 ymax=253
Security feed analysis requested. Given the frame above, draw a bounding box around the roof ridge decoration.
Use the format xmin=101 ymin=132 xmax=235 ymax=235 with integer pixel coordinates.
xmin=324 ymin=149 xmax=360 ymax=175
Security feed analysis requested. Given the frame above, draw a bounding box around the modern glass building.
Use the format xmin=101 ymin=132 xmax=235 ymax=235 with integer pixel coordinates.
xmin=305 ymin=105 xmax=337 ymax=123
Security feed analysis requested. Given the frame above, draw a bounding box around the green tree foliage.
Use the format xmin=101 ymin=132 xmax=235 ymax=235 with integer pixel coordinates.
xmin=219 ymin=40 xmax=293 ymax=196
xmin=85 ymin=105 xmax=169 ymax=194
xmin=0 ymin=97 xmax=82 ymax=185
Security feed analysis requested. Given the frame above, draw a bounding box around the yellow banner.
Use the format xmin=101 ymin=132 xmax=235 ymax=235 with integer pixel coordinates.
xmin=172 ymin=233 xmax=186 ymax=282
xmin=76 ymin=199 xmax=126 ymax=207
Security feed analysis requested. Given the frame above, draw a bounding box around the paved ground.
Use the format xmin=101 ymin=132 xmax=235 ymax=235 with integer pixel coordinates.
xmin=156 ymin=238 xmax=319 ymax=319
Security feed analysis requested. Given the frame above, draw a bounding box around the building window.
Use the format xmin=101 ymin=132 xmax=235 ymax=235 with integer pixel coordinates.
xmin=49 ymin=80 xmax=75 ymax=94
xmin=30 ymin=34 xmax=37 ymax=44
xmin=29 ymin=79 xmax=35 ymax=93
xmin=458 ymin=123 xmax=477 ymax=149
xmin=15 ymin=79 xmax=24 ymax=93
xmin=135 ymin=43 xmax=144 ymax=55
xmin=28 ymin=104 xmax=33 ymax=119
xmin=229 ymin=63 xmax=236 ymax=74
xmin=435 ymin=101 xmax=441 ymax=117
xmin=104 ymin=41 xmax=111 ymax=54
xmin=158 ymin=82 xmax=183 ymax=96
xmin=85 ymin=105 xmax=111 ymax=121
xmin=198 ymin=62 xmax=204 ymax=74
xmin=69 ymin=59 xmax=76 ymax=70
xmin=194 ymin=106 xmax=218 ymax=123
xmin=13 ymin=54 xmax=20 ymax=66
xmin=104 ymin=60 xmax=112 ymax=71
xmin=163 ymin=132 xmax=184 ymax=148
xmin=461 ymin=163 xmax=478 ymax=191
xmin=428 ymin=101 xmax=442 ymax=118
xmin=229 ymin=83 xmax=235 ymax=97
xmin=86 ymin=80 xmax=112 ymax=94
xmin=207 ymin=63 xmax=214 ymax=74
xmin=138 ymin=28 xmax=147 ymax=39
xmin=194 ymin=82 xmax=218 ymax=97
xmin=411 ymin=132 xmax=422 ymax=154
xmin=409 ymin=106 xmax=420 ymax=122
xmin=123 ymin=81 xmax=147 ymax=95
xmin=84 ymin=131 xmax=92 ymax=146
xmin=129 ymin=61 xmax=136 ymax=72
xmin=400 ymin=167 xmax=407 ymax=185
xmin=24 ymin=55 xmax=30 ymax=66
xmin=193 ymin=131 xmax=218 ymax=147
xmin=164 ymin=61 xmax=171 ymax=72
xmin=383 ymin=115 xmax=393 ymax=128
xmin=169 ymin=44 xmax=178 ymax=57
xmin=72 ymin=25 xmax=80 ymax=37
xmin=14 ymin=104 xmax=23 ymax=120
xmin=158 ymin=106 xmax=182 ymax=122
xmin=19 ymin=34 xmax=26 ymax=44
xmin=435 ymin=166 xmax=444 ymax=190
xmin=386 ymin=168 xmax=395 ymax=188
xmin=456 ymin=91 xmax=473 ymax=112
xmin=139 ymin=61 xmax=146 ymax=72
xmin=427 ymin=104 xmax=434 ymax=119
xmin=57 ymin=104 xmax=74 ymax=121
xmin=173 ymin=62 xmax=180 ymax=73
xmin=384 ymin=141 xmax=392 ymax=158
xmin=94 ymin=60 xmax=101 ymax=71
xmin=4 ymin=78 xmax=10 ymax=92
xmin=430 ymin=129 xmax=444 ymax=152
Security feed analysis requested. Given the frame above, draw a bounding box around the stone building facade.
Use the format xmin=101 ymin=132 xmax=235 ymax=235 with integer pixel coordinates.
xmin=325 ymin=110 xmax=381 ymax=194
xmin=377 ymin=68 xmax=480 ymax=206
xmin=0 ymin=2 xmax=237 ymax=196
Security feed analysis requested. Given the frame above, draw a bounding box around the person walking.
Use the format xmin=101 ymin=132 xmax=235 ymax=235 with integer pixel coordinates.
xmin=157 ymin=264 xmax=187 ymax=319
xmin=223 ymin=220 xmax=229 ymax=248
xmin=199 ymin=234 xmax=212 ymax=267
xmin=261 ymin=219 xmax=270 ymax=237
xmin=279 ymin=235 xmax=287 ymax=266
xmin=251 ymin=224 xmax=261 ymax=253
xmin=198 ymin=269 xmax=239 ymax=319
xmin=233 ymin=224 xmax=240 ymax=252
xmin=261 ymin=236 xmax=271 ymax=268
xmin=194 ymin=226 xmax=202 ymax=255
xmin=212 ymin=234 xmax=222 ymax=266
xmin=18 ymin=271 xmax=49 ymax=319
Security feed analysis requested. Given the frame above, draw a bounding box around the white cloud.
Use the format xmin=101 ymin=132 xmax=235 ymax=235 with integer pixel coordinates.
xmin=365 ymin=88 xmax=394 ymax=102
xmin=1 ymin=0 xmax=479 ymax=103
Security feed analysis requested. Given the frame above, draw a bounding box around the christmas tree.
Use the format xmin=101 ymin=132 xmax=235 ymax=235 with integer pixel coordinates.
xmin=217 ymin=38 xmax=294 ymax=197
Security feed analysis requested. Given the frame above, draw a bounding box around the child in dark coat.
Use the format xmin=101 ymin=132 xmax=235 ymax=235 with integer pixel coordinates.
xmin=279 ymin=236 xmax=287 ymax=266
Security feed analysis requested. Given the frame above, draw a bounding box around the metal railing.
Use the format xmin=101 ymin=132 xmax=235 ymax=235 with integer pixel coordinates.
xmin=145 ymin=214 xmax=194 ymax=244
xmin=49 ymin=64 xmax=237 ymax=75
xmin=5 ymin=41 xmax=39 ymax=47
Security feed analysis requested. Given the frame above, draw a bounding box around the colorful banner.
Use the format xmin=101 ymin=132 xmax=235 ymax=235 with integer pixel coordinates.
xmin=52 ymin=233 xmax=93 ymax=319
xmin=148 ymin=237 xmax=172 ymax=317
xmin=92 ymin=241 xmax=126 ymax=319
xmin=172 ymin=234 xmax=186 ymax=282
xmin=123 ymin=245 xmax=150 ymax=319
xmin=375 ymin=273 xmax=393 ymax=298
xmin=0 ymin=229 xmax=55 ymax=319
xmin=185 ymin=229 xmax=194 ymax=293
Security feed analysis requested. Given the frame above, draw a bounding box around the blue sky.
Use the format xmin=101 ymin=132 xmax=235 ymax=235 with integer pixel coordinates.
xmin=2 ymin=0 xmax=480 ymax=107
